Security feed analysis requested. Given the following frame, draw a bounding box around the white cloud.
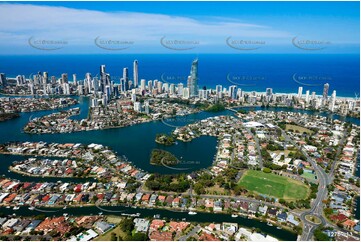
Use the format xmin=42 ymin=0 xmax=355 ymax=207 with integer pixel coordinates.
xmin=0 ymin=3 xmax=292 ymax=53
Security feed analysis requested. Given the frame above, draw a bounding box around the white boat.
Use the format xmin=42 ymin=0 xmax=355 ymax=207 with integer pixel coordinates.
xmin=63 ymin=213 xmax=68 ymax=217
xmin=277 ymin=227 xmax=281 ymax=230
xmin=267 ymin=222 xmax=273 ymax=227
xmin=188 ymin=211 xmax=197 ymax=215
xmin=63 ymin=206 xmax=67 ymax=210
xmin=231 ymin=214 xmax=238 ymax=218
xmin=98 ymin=212 xmax=103 ymax=215
xmin=153 ymin=214 xmax=160 ymax=219
xmin=6 ymin=206 xmax=10 ymax=209
xmin=13 ymin=206 xmax=20 ymax=210
xmin=28 ymin=206 xmax=35 ymax=210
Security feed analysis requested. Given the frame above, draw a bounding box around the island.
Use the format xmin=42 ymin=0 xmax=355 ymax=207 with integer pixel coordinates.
xmin=0 ymin=112 xmax=20 ymax=122
xmin=150 ymin=149 xmax=179 ymax=166
xmin=205 ymin=103 xmax=225 ymax=112
xmin=155 ymin=133 xmax=176 ymax=145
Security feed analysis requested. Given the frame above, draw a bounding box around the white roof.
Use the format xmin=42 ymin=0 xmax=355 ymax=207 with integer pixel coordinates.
xmin=244 ymin=121 xmax=264 ymax=128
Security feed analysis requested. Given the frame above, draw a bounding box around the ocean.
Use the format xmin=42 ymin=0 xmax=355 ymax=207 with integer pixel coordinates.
xmin=0 ymin=54 xmax=359 ymax=97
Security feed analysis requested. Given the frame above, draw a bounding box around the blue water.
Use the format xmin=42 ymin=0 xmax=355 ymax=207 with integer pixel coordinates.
xmin=0 ymin=54 xmax=359 ymax=97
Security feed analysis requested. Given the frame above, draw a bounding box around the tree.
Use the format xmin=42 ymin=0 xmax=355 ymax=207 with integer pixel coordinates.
xmin=298 ymin=168 xmax=304 ymax=175
xmin=111 ymin=232 xmax=117 ymax=241
xmin=324 ymin=207 xmax=333 ymax=216
xmin=194 ymin=183 xmax=205 ymax=195
xmin=263 ymin=167 xmax=271 ymax=173
xmin=314 ymin=227 xmax=329 ymax=241
xmin=132 ymin=233 xmax=148 ymax=241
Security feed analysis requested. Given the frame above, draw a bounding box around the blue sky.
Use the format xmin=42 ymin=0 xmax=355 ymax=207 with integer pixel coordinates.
xmin=0 ymin=1 xmax=359 ymax=54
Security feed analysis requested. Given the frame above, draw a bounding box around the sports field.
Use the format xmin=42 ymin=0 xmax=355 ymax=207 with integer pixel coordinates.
xmin=238 ymin=170 xmax=310 ymax=201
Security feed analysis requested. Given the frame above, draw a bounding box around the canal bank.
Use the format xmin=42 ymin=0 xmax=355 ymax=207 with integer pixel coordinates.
xmin=0 ymin=204 xmax=297 ymax=241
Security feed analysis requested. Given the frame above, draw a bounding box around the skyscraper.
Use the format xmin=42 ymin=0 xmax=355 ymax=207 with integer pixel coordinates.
xmin=330 ymin=90 xmax=336 ymax=112
xmin=266 ymin=88 xmax=273 ymax=97
xmin=188 ymin=59 xmax=198 ymax=97
xmin=228 ymin=85 xmax=237 ymax=100
xmin=323 ymin=83 xmax=329 ymax=105
xmin=298 ymin=86 xmax=303 ymax=98
xmin=0 ymin=73 xmax=6 ymax=86
xmin=305 ymin=90 xmax=310 ymax=103
xmin=183 ymin=87 xmax=190 ymax=99
xmin=177 ymin=83 xmax=184 ymax=96
xmin=61 ymin=73 xmax=68 ymax=84
xmin=140 ymin=79 xmax=146 ymax=92
xmin=123 ymin=68 xmax=129 ymax=84
xmin=148 ymin=80 xmax=153 ymax=91
xmin=121 ymin=68 xmax=129 ymax=92
xmin=311 ymin=91 xmax=316 ymax=100
xmin=100 ymin=65 xmax=106 ymax=92
xmin=133 ymin=60 xmax=138 ymax=88
xmin=43 ymin=72 xmax=48 ymax=84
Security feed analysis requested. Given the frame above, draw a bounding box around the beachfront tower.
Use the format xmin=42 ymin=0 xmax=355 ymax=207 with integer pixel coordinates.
xmin=188 ymin=59 xmax=198 ymax=97
xmin=133 ymin=60 xmax=138 ymax=88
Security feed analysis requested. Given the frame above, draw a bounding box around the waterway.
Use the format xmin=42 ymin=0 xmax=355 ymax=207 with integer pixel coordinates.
xmin=0 ymin=205 xmax=297 ymax=241
xmin=0 ymin=95 xmax=360 ymax=240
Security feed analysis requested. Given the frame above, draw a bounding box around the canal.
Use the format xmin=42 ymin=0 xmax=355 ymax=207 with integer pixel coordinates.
xmin=0 ymin=95 xmax=359 ymax=240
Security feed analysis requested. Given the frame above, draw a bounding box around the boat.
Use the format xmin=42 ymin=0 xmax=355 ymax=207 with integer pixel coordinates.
xmin=28 ymin=206 xmax=35 ymax=210
xmin=63 ymin=206 xmax=67 ymax=209
xmin=6 ymin=206 xmax=10 ymax=209
xmin=231 ymin=214 xmax=238 ymax=218
xmin=13 ymin=206 xmax=20 ymax=210
xmin=153 ymin=214 xmax=161 ymax=219
xmin=267 ymin=222 xmax=273 ymax=227
xmin=98 ymin=212 xmax=103 ymax=215
xmin=277 ymin=227 xmax=282 ymax=230
xmin=63 ymin=213 xmax=68 ymax=217
xmin=188 ymin=211 xmax=197 ymax=215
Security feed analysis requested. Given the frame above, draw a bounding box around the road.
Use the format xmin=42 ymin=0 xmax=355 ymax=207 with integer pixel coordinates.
xmin=281 ymin=130 xmax=329 ymax=240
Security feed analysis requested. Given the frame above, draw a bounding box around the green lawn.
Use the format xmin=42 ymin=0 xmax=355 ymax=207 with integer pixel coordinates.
xmin=238 ymin=170 xmax=309 ymax=201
